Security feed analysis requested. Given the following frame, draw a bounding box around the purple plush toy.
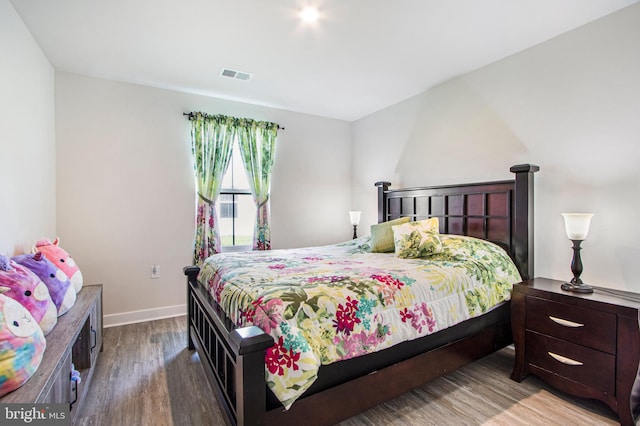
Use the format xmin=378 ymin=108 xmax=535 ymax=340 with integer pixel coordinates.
xmin=13 ymin=252 xmax=76 ymax=316
xmin=0 ymin=254 xmax=57 ymax=335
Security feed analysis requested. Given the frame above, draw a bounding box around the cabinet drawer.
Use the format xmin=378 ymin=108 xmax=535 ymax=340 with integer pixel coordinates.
xmin=526 ymin=296 xmax=616 ymax=354
xmin=526 ymin=331 xmax=615 ymax=394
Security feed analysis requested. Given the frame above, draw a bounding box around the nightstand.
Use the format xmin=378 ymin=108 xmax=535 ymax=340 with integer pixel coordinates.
xmin=511 ymin=277 xmax=640 ymax=426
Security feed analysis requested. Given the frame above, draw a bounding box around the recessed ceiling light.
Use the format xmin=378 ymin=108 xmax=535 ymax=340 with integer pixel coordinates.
xmin=300 ymin=7 xmax=319 ymax=23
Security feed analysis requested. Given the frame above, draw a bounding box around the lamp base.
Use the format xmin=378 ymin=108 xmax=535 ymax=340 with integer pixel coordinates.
xmin=561 ymin=282 xmax=594 ymax=294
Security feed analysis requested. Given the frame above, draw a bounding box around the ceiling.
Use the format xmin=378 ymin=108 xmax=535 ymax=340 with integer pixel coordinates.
xmin=9 ymin=0 xmax=639 ymax=121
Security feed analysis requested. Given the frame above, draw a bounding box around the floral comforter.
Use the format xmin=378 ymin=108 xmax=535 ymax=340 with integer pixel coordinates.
xmin=198 ymin=235 xmax=521 ymax=409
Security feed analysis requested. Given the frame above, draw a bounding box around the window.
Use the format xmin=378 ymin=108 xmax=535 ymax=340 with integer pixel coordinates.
xmin=219 ymin=194 xmax=236 ymax=219
xmin=217 ymin=141 xmax=253 ymax=250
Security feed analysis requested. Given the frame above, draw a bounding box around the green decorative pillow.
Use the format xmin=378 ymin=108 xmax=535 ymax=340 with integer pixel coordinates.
xmin=392 ymin=217 xmax=443 ymax=258
xmin=369 ymin=217 xmax=411 ymax=253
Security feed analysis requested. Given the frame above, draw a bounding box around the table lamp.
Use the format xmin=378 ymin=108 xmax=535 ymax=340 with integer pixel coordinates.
xmin=561 ymin=213 xmax=594 ymax=294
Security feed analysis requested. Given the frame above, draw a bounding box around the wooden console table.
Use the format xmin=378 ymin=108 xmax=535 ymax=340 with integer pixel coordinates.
xmin=0 ymin=285 xmax=103 ymax=424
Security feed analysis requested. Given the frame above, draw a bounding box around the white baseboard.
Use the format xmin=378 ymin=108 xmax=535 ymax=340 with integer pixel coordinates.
xmin=104 ymin=304 xmax=186 ymax=328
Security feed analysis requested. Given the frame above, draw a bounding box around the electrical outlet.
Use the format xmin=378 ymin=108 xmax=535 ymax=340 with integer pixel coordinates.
xmin=151 ymin=265 xmax=160 ymax=279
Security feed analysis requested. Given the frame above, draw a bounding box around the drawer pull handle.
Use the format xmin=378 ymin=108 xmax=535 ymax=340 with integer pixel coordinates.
xmin=548 ymin=351 xmax=584 ymax=366
xmin=91 ymin=327 xmax=97 ymax=352
xmin=70 ymin=376 xmax=78 ymax=409
xmin=549 ymin=316 xmax=584 ymax=328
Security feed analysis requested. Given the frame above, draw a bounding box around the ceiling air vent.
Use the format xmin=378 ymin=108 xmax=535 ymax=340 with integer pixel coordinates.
xmin=220 ymin=68 xmax=253 ymax=81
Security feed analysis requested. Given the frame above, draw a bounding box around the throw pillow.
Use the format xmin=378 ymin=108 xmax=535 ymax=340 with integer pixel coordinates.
xmin=370 ymin=217 xmax=411 ymax=253
xmin=392 ymin=217 xmax=443 ymax=258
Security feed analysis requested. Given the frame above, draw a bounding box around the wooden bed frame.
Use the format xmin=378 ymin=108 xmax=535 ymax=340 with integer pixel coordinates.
xmin=184 ymin=163 xmax=539 ymax=426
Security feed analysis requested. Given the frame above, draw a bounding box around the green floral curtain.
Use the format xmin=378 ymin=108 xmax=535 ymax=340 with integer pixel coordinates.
xmin=190 ymin=113 xmax=237 ymax=264
xmin=238 ymin=119 xmax=279 ymax=250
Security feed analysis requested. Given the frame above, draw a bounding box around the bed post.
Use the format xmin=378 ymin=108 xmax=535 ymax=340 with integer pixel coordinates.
xmin=375 ymin=181 xmax=391 ymax=223
xmin=509 ymin=164 xmax=539 ymax=281
xmin=231 ymin=327 xmax=275 ymax=425
xmin=184 ymin=266 xmax=200 ymax=350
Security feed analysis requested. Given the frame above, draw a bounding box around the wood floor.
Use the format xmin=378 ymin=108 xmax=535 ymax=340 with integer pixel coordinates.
xmin=77 ymin=316 xmax=627 ymax=425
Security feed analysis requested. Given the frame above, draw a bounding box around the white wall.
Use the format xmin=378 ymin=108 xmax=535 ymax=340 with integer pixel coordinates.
xmin=352 ymin=3 xmax=640 ymax=291
xmin=0 ymin=0 xmax=56 ymax=255
xmin=55 ymin=73 xmax=351 ymax=325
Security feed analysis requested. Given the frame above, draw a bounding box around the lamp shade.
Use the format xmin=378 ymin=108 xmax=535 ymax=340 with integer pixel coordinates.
xmin=349 ymin=211 xmax=361 ymax=226
xmin=562 ymin=213 xmax=593 ymax=240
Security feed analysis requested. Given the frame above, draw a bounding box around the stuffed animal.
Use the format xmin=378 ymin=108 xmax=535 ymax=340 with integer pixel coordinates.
xmin=70 ymin=363 xmax=81 ymax=384
xmin=0 ymin=254 xmax=57 ymax=335
xmin=0 ymin=256 xmax=9 ymax=272
xmin=34 ymin=237 xmax=83 ymax=293
xmin=13 ymin=253 xmax=76 ymax=316
xmin=0 ymin=291 xmax=47 ymax=397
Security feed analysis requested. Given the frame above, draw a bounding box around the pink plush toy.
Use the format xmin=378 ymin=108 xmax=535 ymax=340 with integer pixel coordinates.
xmin=0 ymin=291 xmax=46 ymax=397
xmin=13 ymin=252 xmax=76 ymax=317
xmin=0 ymin=255 xmax=57 ymax=335
xmin=34 ymin=237 xmax=83 ymax=293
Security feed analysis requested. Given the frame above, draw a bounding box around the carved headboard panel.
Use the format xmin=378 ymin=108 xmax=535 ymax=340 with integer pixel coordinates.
xmin=376 ymin=164 xmax=539 ymax=280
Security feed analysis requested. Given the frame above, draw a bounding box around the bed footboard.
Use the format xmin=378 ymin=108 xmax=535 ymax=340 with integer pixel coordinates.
xmin=184 ymin=266 xmax=274 ymax=426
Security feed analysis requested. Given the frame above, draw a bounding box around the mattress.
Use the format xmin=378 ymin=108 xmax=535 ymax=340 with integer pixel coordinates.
xmin=198 ymin=234 xmax=521 ymax=408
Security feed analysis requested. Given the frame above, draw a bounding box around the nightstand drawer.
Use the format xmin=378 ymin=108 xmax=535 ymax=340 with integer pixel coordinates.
xmin=526 ymin=296 xmax=616 ymax=354
xmin=526 ymin=331 xmax=615 ymax=394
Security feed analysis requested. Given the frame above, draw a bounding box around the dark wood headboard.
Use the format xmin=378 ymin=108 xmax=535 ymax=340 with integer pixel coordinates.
xmin=375 ymin=164 xmax=539 ymax=280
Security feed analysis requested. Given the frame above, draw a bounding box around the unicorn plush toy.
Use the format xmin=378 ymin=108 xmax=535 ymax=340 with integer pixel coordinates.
xmin=34 ymin=237 xmax=83 ymax=293
xmin=13 ymin=252 xmax=76 ymax=316
xmin=0 ymin=291 xmax=46 ymax=397
xmin=0 ymin=255 xmax=57 ymax=335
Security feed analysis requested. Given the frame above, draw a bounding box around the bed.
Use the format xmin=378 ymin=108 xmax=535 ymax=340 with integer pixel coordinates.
xmin=184 ymin=163 xmax=539 ymax=425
